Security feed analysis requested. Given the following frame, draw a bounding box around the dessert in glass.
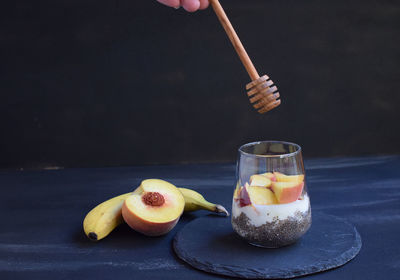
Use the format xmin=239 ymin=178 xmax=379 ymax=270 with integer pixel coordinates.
xmin=232 ymin=141 xmax=311 ymax=248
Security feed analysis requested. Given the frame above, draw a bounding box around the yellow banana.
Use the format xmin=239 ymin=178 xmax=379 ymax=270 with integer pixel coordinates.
xmin=178 ymin=187 xmax=229 ymax=216
xmin=83 ymin=187 xmax=229 ymax=241
xmin=83 ymin=193 xmax=131 ymax=241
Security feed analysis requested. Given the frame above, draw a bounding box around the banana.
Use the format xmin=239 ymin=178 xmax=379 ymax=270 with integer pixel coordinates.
xmin=83 ymin=192 xmax=131 ymax=241
xmin=83 ymin=187 xmax=229 ymax=241
xmin=178 ymin=187 xmax=229 ymax=216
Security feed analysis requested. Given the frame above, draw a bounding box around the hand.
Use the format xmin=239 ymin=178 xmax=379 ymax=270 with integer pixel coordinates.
xmin=157 ymin=0 xmax=209 ymax=12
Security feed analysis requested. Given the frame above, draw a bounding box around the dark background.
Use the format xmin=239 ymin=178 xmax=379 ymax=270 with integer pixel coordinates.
xmin=1 ymin=0 xmax=399 ymax=169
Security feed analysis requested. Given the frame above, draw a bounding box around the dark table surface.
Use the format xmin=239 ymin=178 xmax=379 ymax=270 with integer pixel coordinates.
xmin=1 ymin=155 xmax=399 ymax=279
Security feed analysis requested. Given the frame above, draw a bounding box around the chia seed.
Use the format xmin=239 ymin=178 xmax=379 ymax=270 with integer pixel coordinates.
xmin=232 ymin=207 xmax=312 ymax=248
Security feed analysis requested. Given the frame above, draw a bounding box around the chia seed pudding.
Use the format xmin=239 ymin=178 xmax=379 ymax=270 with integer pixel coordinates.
xmin=232 ymin=193 xmax=312 ymax=248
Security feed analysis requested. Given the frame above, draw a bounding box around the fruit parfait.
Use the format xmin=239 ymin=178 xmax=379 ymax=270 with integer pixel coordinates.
xmin=232 ymin=141 xmax=311 ymax=248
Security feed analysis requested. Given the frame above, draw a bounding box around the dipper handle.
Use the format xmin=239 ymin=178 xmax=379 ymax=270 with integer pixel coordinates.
xmin=209 ymin=0 xmax=260 ymax=81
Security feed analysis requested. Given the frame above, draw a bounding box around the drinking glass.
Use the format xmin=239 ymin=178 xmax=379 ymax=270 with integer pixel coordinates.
xmin=231 ymin=141 xmax=311 ymax=248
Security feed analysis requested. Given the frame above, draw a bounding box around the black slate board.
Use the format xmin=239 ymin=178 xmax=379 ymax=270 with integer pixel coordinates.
xmin=173 ymin=212 xmax=362 ymax=279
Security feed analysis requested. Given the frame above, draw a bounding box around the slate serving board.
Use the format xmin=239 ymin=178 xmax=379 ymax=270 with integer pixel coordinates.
xmin=173 ymin=212 xmax=362 ymax=279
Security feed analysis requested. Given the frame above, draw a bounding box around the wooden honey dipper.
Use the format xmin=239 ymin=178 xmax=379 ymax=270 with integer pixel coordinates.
xmin=209 ymin=0 xmax=281 ymax=113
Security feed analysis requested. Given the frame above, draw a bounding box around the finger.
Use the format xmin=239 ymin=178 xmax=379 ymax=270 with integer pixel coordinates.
xmin=199 ymin=0 xmax=209 ymax=10
xmin=181 ymin=0 xmax=201 ymax=12
xmin=157 ymin=0 xmax=180 ymax=8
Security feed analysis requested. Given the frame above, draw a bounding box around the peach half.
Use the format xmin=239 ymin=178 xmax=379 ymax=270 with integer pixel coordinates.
xmin=249 ymin=175 xmax=272 ymax=188
xmin=274 ymin=172 xmax=304 ymax=183
xmin=122 ymin=179 xmax=185 ymax=236
xmin=271 ymin=181 xmax=304 ymax=204
xmin=248 ymin=186 xmax=278 ymax=205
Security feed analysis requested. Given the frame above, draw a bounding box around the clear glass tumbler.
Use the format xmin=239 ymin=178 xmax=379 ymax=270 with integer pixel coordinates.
xmin=232 ymin=141 xmax=311 ymax=248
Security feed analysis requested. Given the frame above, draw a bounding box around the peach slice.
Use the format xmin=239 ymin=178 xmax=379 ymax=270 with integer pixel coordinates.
xmin=239 ymin=183 xmax=251 ymax=207
xmin=261 ymin=172 xmax=277 ymax=182
xmin=274 ymin=172 xmax=304 ymax=183
xmin=248 ymin=186 xmax=278 ymax=205
xmin=249 ymin=175 xmax=272 ymax=188
xmin=271 ymin=181 xmax=304 ymax=204
xmin=233 ymin=188 xmax=240 ymax=200
xmin=122 ymin=179 xmax=185 ymax=236
xmin=233 ymin=182 xmax=241 ymax=200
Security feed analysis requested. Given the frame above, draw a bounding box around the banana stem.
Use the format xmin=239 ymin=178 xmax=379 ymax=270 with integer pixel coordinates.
xmin=215 ymin=204 xmax=230 ymax=216
xmin=200 ymin=201 xmax=229 ymax=216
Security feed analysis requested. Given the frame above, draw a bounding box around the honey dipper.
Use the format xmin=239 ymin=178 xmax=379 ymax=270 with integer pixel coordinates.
xmin=209 ymin=0 xmax=281 ymax=113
